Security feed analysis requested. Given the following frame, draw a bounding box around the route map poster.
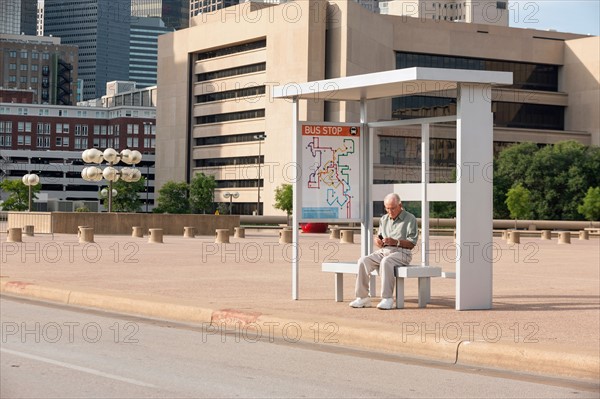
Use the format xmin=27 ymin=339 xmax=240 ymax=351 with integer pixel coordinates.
xmin=300 ymin=123 xmax=361 ymax=222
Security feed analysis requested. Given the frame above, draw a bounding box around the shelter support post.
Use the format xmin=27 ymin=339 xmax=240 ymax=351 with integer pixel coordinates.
xmin=456 ymin=83 xmax=493 ymax=310
xmin=292 ymin=97 xmax=300 ymax=300
xmin=360 ymin=100 xmax=373 ymax=257
xmin=421 ymin=124 xmax=430 ymax=266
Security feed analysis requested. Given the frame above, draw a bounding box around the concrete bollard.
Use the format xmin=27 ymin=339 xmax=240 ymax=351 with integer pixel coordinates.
xmin=23 ymin=225 xmax=34 ymax=236
xmin=579 ymin=230 xmax=589 ymax=240
xmin=148 ymin=228 xmax=163 ymax=243
xmin=79 ymin=227 xmax=94 ymax=243
xmin=7 ymin=228 xmax=22 ymax=243
xmin=279 ymin=229 xmax=293 ymax=244
xmin=509 ymin=231 xmax=520 ymax=244
xmin=77 ymin=225 xmax=89 ymax=237
xmin=183 ymin=226 xmax=196 ymax=238
xmin=501 ymin=230 xmax=508 ymax=240
xmin=558 ymin=231 xmax=571 ymax=244
xmin=340 ymin=230 xmax=354 ymax=244
xmin=234 ymin=227 xmax=245 ymax=238
xmin=215 ymin=229 xmax=230 ymax=243
xmin=540 ymin=230 xmax=551 ymax=240
xmin=132 ymin=226 xmax=144 ymax=238
xmin=329 ymin=228 xmax=340 ymax=239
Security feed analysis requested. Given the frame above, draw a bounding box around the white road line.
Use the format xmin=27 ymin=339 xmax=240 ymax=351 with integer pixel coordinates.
xmin=1 ymin=347 xmax=157 ymax=389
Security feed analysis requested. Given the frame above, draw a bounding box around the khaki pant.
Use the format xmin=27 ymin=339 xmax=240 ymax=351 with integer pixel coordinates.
xmin=355 ymin=248 xmax=413 ymax=299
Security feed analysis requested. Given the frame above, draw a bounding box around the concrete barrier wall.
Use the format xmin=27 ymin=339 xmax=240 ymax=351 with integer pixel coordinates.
xmin=7 ymin=212 xmax=598 ymax=234
xmin=7 ymin=212 xmax=53 ymax=233
xmin=8 ymin=212 xmax=239 ymax=236
xmin=240 ymin=215 xmax=599 ymax=230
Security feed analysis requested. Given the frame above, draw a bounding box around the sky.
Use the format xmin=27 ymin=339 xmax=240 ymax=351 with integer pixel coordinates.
xmin=509 ymin=0 xmax=600 ymax=36
xmin=35 ymin=0 xmax=599 ymax=36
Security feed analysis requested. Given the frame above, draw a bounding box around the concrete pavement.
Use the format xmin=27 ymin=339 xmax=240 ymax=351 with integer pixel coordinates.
xmin=1 ymin=228 xmax=599 ymax=382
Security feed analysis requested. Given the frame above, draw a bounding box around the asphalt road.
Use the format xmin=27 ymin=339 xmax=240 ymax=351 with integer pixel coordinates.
xmin=1 ymin=296 xmax=598 ymax=399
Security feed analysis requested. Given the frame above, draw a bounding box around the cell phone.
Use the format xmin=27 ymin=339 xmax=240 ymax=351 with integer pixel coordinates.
xmin=378 ymin=234 xmax=383 ymax=240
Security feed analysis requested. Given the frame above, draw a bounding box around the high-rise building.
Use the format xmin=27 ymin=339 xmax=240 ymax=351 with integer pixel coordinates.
xmin=379 ymin=0 xmax=509 ymax=26
xmin=37 ymin=0 xmax=45 ymax=36
xmin=131 ymin=0 xmax=190 ymax=30
xmin=156 ymin=0 xmax=598 ymax=215
xmin=130 ymin=17 xmax=174 ymax=88
xmin=190 ymin=0 xmax=238 ymax=18
xmin=0 ymin=0 xmax=38 ymax=35
xmin=43 ymin=0 xmax=131 ymax=100
xmin=0 ymin=33 xmax=78 ymax=105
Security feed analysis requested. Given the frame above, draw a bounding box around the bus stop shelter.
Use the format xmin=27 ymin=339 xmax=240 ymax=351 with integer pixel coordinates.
xmin=273 ymin=67 xmax=513 ymax=310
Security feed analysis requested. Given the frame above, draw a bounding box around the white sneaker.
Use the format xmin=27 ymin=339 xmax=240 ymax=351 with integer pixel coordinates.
xmin=377 ymin=298 xmax=394 ymax=310
xmin=349 ymin=297 xmax=372 ymax=308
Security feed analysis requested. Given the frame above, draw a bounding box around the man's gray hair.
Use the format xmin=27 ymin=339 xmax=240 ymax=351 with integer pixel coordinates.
xmin=384 ymin=193 xmax=401 ymax=204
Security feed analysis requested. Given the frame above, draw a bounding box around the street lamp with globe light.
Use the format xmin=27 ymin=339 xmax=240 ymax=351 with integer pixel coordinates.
xmin=81 ymin=148 xmax=142 ymax=212
xmin=22 ymin=173 xmax=40 ymax=212
xmin=223 ymin=192 xmax=239 ymax=214
xmin=253 ymin=134 xmax=266 ymax=215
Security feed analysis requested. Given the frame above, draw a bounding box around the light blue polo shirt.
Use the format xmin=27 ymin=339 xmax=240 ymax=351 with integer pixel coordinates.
xmin=378 ymin=209 xmax=419 ymax=245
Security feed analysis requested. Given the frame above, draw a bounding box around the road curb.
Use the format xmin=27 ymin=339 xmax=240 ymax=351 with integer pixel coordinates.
xmin=458 ymin=340 xmax=600 ymax=381
xmin=2 ymin=279 xmax=598 ymax=382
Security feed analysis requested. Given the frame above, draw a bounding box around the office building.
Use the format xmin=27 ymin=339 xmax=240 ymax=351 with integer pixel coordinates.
xmin=37 ymin=0 xmax=45 ymax=36
xmin=379 ymin=0 xmax=509 ymax=26
xmin=190 ymin=0 xmax=238 ymax=17
xmin=0 ymin=101 xmax=157 ymax=211
xmin=157 ymin=0 xmax=599 ymax=215
xmin=0 ymin=33 xmax=77 ymax=105
xmin=0 ymin=0 xmax=38 ymax=35
xmin=130 ymin=17 xmax=174 ymax=88
xmin=132 ymin=0 xmax=190 ymax=30
xmin=43 ymin=0 xmax=131 ymax=100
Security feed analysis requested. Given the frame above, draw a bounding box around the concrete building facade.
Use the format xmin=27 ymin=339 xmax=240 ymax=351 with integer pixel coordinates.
xmin=156 ymin=0 xmax=599 ymax=215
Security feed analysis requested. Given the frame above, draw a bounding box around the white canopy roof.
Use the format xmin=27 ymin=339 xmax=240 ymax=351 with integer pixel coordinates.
xmin=273 ymin=67 xmax=513 ymax=101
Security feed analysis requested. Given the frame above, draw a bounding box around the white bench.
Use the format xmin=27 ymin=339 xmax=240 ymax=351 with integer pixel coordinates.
xmin=321 ymin=262 xmax=445 ymax=309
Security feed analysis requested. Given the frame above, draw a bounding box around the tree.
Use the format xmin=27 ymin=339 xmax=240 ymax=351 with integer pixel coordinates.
xmin=274 ymin=184 xmax=293 ymax=223
xmin=494 ymin=141 xmax=600 ymax=220
xmin=0 ymin=179 xmax=40 ymax=211
xmin=505 ymin=183 xmax=533 ymax=228
xmin=493 ymin=142 xmax=539 ymax=219
xmin=154 ymin=181 xmax=190 ymax=214
xmin=578 ymin=187 xmax=600 ymax=221
xmin=109 ymin=177 xmax=146 ymax=213
xmin=189 ymin=173 xmax=216 ymax=214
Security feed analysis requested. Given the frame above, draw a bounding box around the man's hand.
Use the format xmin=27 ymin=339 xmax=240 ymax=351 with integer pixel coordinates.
xmin=375 ymin=236 xmax=384 ymax=248
xmin=382 ymin=237 xmax=397 ymax=247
